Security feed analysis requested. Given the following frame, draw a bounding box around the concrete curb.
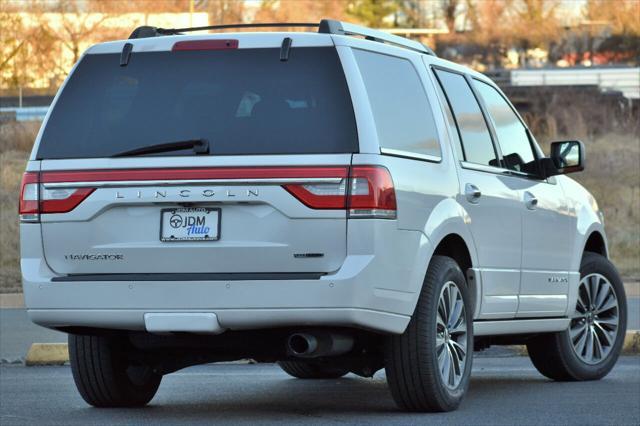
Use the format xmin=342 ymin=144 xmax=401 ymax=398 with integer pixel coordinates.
xmin=22 ymin=331 xmax=639 ymax=366
xmin=0 ymin=293 xmax=25 ymax=308
xmin=25 ymin=343 xmax=69 ymax=366
xmin=623 ymin=330 xmax=640 ymax=354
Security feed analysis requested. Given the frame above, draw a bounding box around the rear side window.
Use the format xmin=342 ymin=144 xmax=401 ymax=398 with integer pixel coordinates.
xmin=353 ymin=49 xmax=440 ymax=159
xmin=473 ymin=80 xmax=537 ymax=174
xmin=433 ymin=69 xmax=498 ymax=167
xmin=37 ymin=47 xmax=358 ymax=159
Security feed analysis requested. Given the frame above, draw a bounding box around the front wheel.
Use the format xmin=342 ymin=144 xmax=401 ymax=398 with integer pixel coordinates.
xmin=527 ymin=252 xmax=627 ymax=381
xmin=385 ymin=255 xmax=473 ymax=412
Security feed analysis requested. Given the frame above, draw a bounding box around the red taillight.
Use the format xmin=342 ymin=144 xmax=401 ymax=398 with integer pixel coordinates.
xmin=19 ymin=172 xmax=95 ymax=222
xmin=283 ymin=165 xmax=396 ymax=219
xmin=172 ymin=39 xmax=239 ymax=51
xmin=19 ymin=172 xmax=39 ymax=221
xmin=347 ymin=166 xmax=397 ymax=218
xmin=40 ymin=187 xmax=95 ymax=214
xmin=284 ymin=181 xmax=347 ymax=209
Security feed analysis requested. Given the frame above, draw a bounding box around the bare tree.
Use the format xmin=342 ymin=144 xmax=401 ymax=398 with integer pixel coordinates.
xmin=464 ymin=0 xmax=513 ymax=68
xmin=256 ymin=0 xmax=350 ymax=26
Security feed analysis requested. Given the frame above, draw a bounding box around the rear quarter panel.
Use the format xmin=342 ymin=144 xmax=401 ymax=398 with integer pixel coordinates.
xmin=345 ymin=40 xmax=479 ymax=315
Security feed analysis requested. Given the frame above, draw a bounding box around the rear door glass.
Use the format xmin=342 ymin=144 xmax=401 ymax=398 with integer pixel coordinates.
xmin=433 ymin=69 xmax=498 ymax=167
xmin=37 ymin=47 xmax=358 ymax=159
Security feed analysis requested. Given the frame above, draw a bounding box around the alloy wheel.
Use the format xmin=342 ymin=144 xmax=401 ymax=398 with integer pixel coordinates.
xmin=569 ymin=273 xmax=619 ymax=365
xmin=436 ymin=281 xmax=468 ymax=389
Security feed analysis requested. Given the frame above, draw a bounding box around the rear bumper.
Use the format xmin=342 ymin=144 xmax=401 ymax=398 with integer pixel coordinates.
xmin=28 ymin=307 xmax=409 ymax=334
xmin=22 ymin=221 xmax=434 ymax=335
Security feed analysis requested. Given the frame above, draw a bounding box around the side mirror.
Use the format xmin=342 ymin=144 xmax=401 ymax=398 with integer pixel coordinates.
xmin=541 ymin=140 xmax=585 ymax=177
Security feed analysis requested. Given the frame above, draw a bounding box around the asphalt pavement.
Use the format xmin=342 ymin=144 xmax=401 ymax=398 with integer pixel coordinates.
xmin=0 ymin=309 xmax=66 ymax=362
xmin=1 ymin=358 xmax=639 ymax=426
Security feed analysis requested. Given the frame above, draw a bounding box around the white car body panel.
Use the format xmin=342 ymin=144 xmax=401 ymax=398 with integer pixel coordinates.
xmin=21 ymin=30 xmax=609 ymax=336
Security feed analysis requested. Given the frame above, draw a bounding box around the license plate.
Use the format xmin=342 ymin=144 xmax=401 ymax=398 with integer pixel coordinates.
xmin=160 ymin=208 xmax=220 ymax=242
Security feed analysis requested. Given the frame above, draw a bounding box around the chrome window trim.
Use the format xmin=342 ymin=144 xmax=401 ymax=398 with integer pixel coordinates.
xmin=459 ymin=161 xmax=509 ymax=176
xmin=380 ymin=148 xmax=441 ymax=163
xmin=460 ymin=161 xmax=547 ymax=181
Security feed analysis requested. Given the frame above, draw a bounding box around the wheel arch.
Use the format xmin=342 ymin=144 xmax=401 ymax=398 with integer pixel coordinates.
xmin=407 ymin=226 xmax=478 ymax=320
xmin=400 ymin=199 xmax=480 ymax=322
xmin=583 ymin=230 xmax=608 ymax=259
xmin=431 ymin=233 xmax=478 ymax=318
xmin=433 ymin=234 xmax=473 ymax=274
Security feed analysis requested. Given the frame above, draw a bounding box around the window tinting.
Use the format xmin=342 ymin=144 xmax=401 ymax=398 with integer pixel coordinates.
xmin=37 ymin=47 xmax=357 ymax=159
xmin=474 ymin=80 xmax=537 ymax=173
xmin=433 ymin=76 xmax=464 ymax=161
xmin=434 ymin=69 xmax=497 ymax=167
xmin=354 ymin=49 xmax=440 ymax=159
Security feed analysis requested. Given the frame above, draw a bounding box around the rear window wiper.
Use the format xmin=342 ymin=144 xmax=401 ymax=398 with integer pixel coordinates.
xmin=111 ymin=139 xmax=209 ymax=157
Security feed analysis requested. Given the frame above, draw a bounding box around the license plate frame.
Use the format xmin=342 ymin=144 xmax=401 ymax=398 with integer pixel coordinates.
xmin=160 ymin=207 xmax=221 ymax=242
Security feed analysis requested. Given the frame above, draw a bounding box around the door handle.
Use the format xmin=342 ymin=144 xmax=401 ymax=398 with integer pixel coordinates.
xmin=465 ymin=183 xmax=482 ymax=203
xmin=524 ymin=191 xmax=538 ymax=210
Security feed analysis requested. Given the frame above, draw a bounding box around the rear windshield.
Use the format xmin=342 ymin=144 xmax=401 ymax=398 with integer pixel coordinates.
xmin=37 ymin=46 xmax=358 ymax=159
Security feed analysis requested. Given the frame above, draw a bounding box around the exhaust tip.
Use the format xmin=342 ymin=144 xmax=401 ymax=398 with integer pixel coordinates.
xmin=288 ymin=333 xmax=316 ymax=356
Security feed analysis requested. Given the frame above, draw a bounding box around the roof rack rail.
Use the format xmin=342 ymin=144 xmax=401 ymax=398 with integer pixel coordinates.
xmin=319 ymin=19 xmax=436 ymax=56
xmin=129 ymin=23 xmax=320 ymax=39
xmin=128 ymin=19 xmax=436 ymax=57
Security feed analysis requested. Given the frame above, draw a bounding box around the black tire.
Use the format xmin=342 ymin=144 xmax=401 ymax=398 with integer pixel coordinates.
xmin=68 ymin=333 xmax=162 ymax=407
xmin=527 ymin=252 xmax=627 ymax=381
xmin=385 ymin=255 xmax=473 ymax=412
xmin=277 ymin=360 xmax=349 ymax=379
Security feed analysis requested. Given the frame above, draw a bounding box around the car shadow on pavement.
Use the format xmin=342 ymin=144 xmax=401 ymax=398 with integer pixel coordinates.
xmin=92 ymin=375 xmax=569 ymax=423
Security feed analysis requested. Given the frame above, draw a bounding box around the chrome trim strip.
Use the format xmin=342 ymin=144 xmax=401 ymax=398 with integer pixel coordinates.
xmin=42 ymin=177 xmax=343 ymax=189
xmin=473 ymin=318 xmax=570 ymax=336
xmin=460 ymin=161 xmax=510 ymax=175
xmin=380 ymin=148 xmax=442 ymax=163
xmin=460 ymin=161 xmax=543 ymax=180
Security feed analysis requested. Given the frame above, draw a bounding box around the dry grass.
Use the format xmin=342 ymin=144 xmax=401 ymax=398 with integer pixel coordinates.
xmin=570 ymin=134 xmax=640 ymax=275
xmin=0 ymin=150 xmax=28 ymax=292
xmin=0 ymin=121 xmax=41 ymax=153
xmin=0 ymin=121 xmax=638 ymax=293
xmin=1 ymin=122 xmax=38 ymax=292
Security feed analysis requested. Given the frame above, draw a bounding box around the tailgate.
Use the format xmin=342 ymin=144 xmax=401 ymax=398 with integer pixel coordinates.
xmin=40 ymin=155 xmax=351 ymax=275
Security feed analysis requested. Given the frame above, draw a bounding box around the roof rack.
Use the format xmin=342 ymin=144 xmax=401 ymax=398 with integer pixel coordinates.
xmin=319 ymin=20 xmax=435 ymax=56
xmin=128 ymin=19 xmax=436 ymax=57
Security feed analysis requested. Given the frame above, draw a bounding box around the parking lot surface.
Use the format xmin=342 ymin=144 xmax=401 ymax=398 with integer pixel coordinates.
xmin=1 ymin=357 xmax=639 ymax=425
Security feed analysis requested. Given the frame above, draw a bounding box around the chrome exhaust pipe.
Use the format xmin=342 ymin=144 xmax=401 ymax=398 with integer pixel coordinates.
xmin=287 ymin=332 xmax=354 ymax=358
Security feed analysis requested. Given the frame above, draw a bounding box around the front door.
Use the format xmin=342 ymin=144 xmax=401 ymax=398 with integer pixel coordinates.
xmin=518 ymin=179 xmax=575 ymax=316
xmin=471 ymin=78 xmax=574 ymax=317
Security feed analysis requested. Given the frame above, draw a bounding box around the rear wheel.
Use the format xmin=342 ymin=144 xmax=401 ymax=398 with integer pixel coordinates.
xmin=385 ymin=255 xmax=473 ymax=412
xmin=277 ymin=360 xmax=349 ymax=379
xmin=68 ymin=333 xmax=162 ymax=407
xmin=527 ymin=252 xmax=627 ymax=381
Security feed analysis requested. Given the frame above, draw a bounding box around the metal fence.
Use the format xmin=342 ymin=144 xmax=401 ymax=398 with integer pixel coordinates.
xmin=510 ymin=67 xmax=640 ymax=100
xmin=0 ymin=106 xmax=49 ymax=122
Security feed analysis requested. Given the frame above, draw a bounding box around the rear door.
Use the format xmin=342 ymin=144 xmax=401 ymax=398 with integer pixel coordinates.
xmin=433 ymin=68 xmax=523 ymax=319
xmin=35 ymin=40 xmax=358 ymax=277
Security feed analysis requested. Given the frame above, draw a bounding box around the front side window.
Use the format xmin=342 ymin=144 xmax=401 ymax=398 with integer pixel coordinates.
xmin=433 ymin=69 xmax=497 ymax=167
xmin=354 ymin=49 xmax=441 ymax=159
xmin=474 ymin=80 xmax=537 ymax=174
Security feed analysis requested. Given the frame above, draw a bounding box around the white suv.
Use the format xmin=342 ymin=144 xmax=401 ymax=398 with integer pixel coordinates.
xmin=20 ymin=20 xmax=627 ymax=412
